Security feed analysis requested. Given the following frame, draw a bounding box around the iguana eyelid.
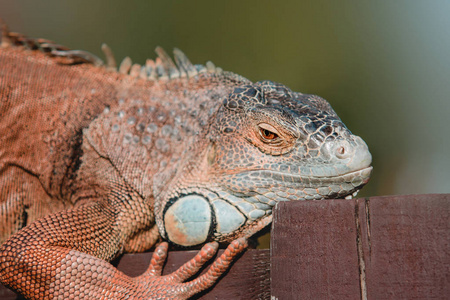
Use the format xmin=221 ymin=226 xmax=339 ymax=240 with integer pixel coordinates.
xmin=249 ymin=107 xmax=298 ymax=141
xmin=257 ymin=122 xmax=297 ymax=142
xmin=249 ymin=122 xmax=296 ymax=155
xmin=257 ymin=123 xmax=280 ymax=138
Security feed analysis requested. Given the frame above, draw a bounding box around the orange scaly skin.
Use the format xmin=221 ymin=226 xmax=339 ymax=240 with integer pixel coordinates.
xmin=0 ymin=25 xmax=372 ymax=299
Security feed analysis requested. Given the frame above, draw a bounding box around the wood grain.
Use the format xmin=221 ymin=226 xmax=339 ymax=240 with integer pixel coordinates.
xmin=271 ymin=194 xmax=450 ymax=300
xmin=359 ymin=194 xmax=450 ymax=299
xmin=270 ymin=198 xmax=362 ymax=299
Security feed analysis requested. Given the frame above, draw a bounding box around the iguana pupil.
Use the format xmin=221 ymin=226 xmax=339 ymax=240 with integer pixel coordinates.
xmin=261 ymin=128 xmax=277 ymax=140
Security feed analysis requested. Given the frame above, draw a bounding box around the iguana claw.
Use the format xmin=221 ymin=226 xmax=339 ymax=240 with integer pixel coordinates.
xmin=138 ymin=238 xmax=248 ymax=299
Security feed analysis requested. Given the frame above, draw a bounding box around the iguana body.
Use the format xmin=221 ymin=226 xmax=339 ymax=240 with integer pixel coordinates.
xmin=0 ymin=26 xmax=372 ymax=299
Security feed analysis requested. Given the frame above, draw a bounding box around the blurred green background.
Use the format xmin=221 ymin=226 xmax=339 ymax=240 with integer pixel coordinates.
xmin=1 ymin=1 xmax=448 ymax=203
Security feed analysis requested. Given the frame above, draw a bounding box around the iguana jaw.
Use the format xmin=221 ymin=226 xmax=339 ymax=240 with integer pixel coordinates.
xmin=232 ymin=165 xmax=373 ymax=190
xmin=158 ymin=165 xmax=371 ymax=246
xmin=218 ymin=165 xmax=372 ymax=201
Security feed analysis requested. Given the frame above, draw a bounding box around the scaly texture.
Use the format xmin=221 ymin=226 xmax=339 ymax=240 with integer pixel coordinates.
xmin=0 ymin=25 xmax=372 ymax=299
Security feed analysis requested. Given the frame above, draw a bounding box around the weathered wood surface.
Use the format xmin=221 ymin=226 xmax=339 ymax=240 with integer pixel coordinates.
xmin=0 ymin=249 xmax=270 ymax=300
xmin=270 ymin=193 xmax=450 ymax=300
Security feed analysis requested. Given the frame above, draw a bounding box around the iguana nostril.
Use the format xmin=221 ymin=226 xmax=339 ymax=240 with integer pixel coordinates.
xmin=335 ymin=141 xmax=351 ymax=159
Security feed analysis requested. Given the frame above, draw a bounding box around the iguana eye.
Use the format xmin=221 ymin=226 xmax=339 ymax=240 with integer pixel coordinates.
xmin=258 ymin=123 xmax=280 ymax=142
xmin=248 ymin=121 xmax=296 ymax=155
xmin=260 ymin=128 xmax=278 ymax=140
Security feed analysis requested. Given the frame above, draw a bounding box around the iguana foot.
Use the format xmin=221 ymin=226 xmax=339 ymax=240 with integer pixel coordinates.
xmin=138 ymin=237 xmax=248 ymax=299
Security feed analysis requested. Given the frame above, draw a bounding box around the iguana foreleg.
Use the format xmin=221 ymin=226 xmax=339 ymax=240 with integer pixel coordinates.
xmin=0 ymin=202 xmax=248 ymax=299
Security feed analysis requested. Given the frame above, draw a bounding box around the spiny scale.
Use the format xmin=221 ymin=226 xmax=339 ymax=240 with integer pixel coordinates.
xmin=173 ymin=48 xmax=197 ymax=78
xmin=52 ymin=49 xmax=104 ymax=66
xmin=119 ymin=56 xmax=132 ymax=74
xmin=155 ymin=46 xmax=181 ymax=79
xmin=101 ymin=43 xmax=117 ymax=70
xmin=114 ymin=46 xmax=225 ymax=80
xmin=0 ymin=23 xmax=225 ymax=82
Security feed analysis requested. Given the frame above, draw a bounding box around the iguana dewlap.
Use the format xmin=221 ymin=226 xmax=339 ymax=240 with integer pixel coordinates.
xmin=0 ymin=26 xmax=372 ymax=299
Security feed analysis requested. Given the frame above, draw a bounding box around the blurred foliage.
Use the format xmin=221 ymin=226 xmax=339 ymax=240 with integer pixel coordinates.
xmin=1 ymin=1 xmax=449 ymax=248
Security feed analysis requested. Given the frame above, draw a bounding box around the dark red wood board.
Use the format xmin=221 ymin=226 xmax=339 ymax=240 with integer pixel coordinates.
xmin=270 ymin=194 xmax=450 ymax=300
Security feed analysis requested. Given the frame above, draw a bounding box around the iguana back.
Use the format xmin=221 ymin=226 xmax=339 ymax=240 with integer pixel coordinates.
xmin=0 ymin=45 xmax=121 ymax=240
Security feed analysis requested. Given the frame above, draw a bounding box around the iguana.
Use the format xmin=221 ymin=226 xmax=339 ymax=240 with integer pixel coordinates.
xmin=0 ymin=24 xmax=372 ymax=299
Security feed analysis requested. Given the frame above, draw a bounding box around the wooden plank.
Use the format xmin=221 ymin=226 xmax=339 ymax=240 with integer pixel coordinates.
xmin=358 ymin=194 xmax=450 ymax=299
xmin=270 ymin=194 xmax=450 ymax=299
xmin=270 ymin=198 xmax=362 ymax=299
xmin=0 ymin=249 xmax=270 ymax=300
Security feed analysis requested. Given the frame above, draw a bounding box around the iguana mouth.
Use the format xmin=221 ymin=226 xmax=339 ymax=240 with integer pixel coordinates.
xmin=343 ymin=189 xmax=362 ymax=200
xmin=307 ymin=165 xmax=373 ymax=180
xmin=218 ymin=166 xmax=371 ymax=200
xmin=235 ymin=165 xmax=372 ymax=184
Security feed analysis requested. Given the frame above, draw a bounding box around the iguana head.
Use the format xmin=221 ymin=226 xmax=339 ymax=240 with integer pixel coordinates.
xmin=212 ymin=80 xmax=372 ymax=199
xmin=158 ymin=79 xmax=372 ymax=247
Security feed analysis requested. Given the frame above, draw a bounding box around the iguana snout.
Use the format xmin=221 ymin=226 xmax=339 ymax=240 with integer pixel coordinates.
xmin=320 ymin=135 xmax=372 ymax=177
